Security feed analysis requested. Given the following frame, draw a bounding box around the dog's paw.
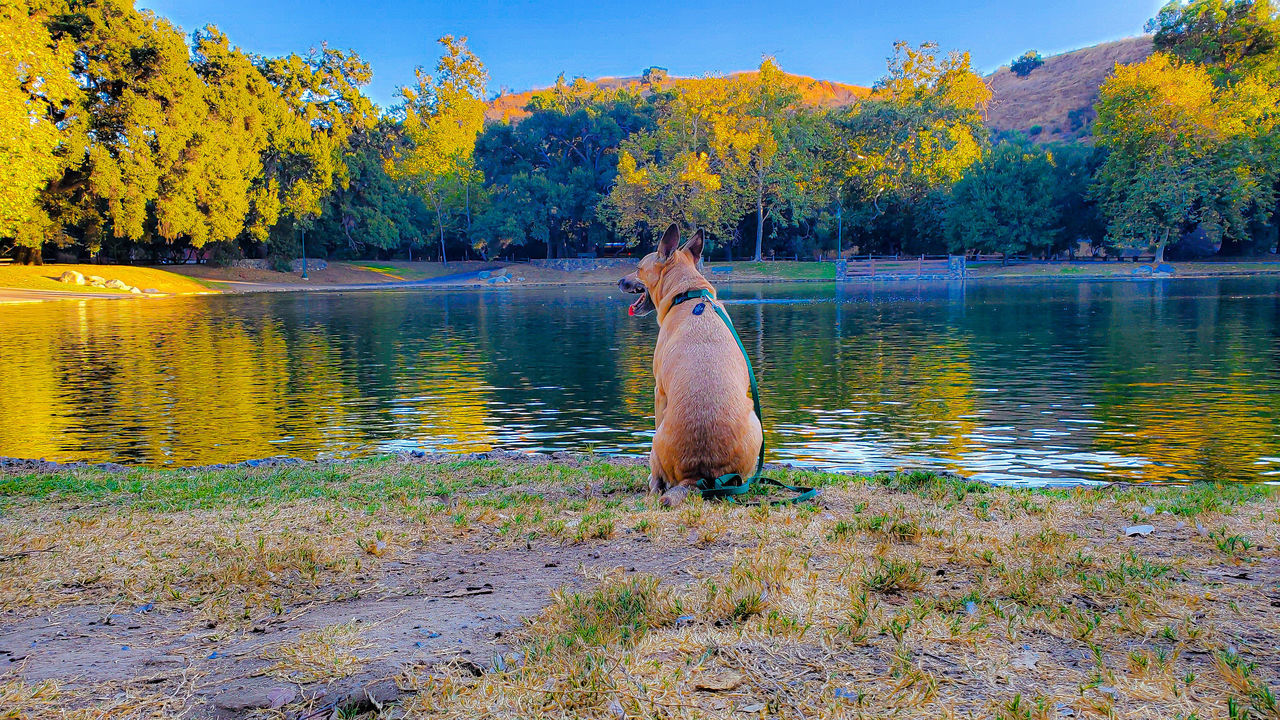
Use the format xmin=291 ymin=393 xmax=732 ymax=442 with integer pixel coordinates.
xmin=648 ymin=474 xmax=665 ymax=495
xmin=659 ymin=485 xmax=691 ymax=508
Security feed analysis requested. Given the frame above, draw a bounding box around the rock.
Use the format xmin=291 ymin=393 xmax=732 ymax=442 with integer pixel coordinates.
xmin=1011 ymin=648 xmax=1039 ymax=670
xmin=129 ymin=287 xmax=141 ymax=294
xmin=212 ymin=685 xmax=297 ymax=711
xmin=58 ymin=270 xmax=85 ymax=285
xmin=739 ymin=703 xmax=765 ymax=713
xmin=86 ymin=275 xmax=107 ymax=287
xmin=105 ymin=278 xmax=130 ymax=290
xmin=142 ymin=288 xmax=160 ymax=294
xmin=1125 ymin=525 xmax=1154 ymax=537
xmin=1155 ymin=263 xmax=1176 ymax=275
xmin=478 ymin=270 xmax=492 ymax=279
xmin=694 ymin=670 xmax=745 ymax=692
xmin=1133 ymin=265 xmax=1153 ymax=277
xmin=1142 ymin=505 xmax=1155 ymax=515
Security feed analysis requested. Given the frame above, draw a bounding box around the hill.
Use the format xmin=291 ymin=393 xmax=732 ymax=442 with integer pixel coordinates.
xmin=487 ymin=69 xmax=870 ymax=122
xmin=486 ymin=37 xmax=1156 ymax=144
xmin=985 ymin=36 xmax=1154 ymax=143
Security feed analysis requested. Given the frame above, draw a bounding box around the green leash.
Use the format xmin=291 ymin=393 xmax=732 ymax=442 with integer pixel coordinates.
xmin=667 ymin=288 xmax=818 ymax=505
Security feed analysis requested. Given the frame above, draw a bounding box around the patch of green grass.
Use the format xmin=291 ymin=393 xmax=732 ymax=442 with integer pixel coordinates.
xmin=710 ymin=261 xmax=836 ymax=280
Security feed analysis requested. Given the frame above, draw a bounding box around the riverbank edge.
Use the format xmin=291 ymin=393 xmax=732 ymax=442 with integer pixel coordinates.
xmin=6 ymin=262 xmax=1280 ymax=303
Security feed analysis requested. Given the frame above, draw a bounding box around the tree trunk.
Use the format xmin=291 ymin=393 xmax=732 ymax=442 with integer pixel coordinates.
xmin=1155 ymin=229 xmax=1169 ymax=264
xmin=753 ymin=189 xmax=764 ymax=262
xmin=16 ymin=245 xmax=42 ymax=265
xmin=438 ymin=221 xmax=447 ymax=265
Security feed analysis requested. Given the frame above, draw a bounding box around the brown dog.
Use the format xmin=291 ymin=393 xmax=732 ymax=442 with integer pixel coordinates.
xmin=619 ymin=224 xmax=762 ymax=507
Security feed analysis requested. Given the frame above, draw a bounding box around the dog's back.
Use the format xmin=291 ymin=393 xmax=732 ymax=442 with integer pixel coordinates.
xmin=651 ymin=305 xmax=762 ymax=485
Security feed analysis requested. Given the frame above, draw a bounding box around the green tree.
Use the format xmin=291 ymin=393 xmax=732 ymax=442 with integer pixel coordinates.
xmin=313 ymin=119 xmax=424 ymax=258
xmin=945 ymin=141 xmax=1060 ymax=258
xmin=252 ymin=44 xmax=376 ymax=255
xmin=388 ymin=35 xmax=488 ymax=264
xmin=1149 ymin=0 xmax=1280 ymax=81
xmin=1010 ymin=50 xmax=1045 ymax=77
xmin=474 ymin=78 xmax=652 ymax=258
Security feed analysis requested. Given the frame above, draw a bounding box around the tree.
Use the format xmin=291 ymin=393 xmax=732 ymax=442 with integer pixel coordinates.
xmin=945 ymin=141 xmax=1060 ymax=258
xmin=475 ymin=78 xmax=652 ymax=258
xmin=737 ymin=59 xmax=821 ymax=261
xmin=1011 ymin=50 xmax=1045 ymax=77
xmin=830 ymin=42 xmax=990 ymax=254
xmin=1 ymin=0 xmax=81 ymax=263
xmin=1149 ymin=0 xmax=1280 ymax=81
xmin=1092 ymin=53 xmax=1269 ymax=262
xmin=604 ymin=75 xmax=751 ymax=248
xmin=313 ymin=119 xmax=424 ymax=258
xmin=252 ymin=44 xmax=377 ymax=255
xmin=387 ymin=35 xmax=487 ymax=264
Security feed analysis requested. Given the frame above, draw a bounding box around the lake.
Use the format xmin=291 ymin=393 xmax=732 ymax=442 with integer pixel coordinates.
xmin=2 ymin=277 xmax=1278 ymax=485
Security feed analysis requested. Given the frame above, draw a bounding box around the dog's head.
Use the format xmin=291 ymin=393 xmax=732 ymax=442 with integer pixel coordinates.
xmin=618 ymin=223 xmax=704 ymax=317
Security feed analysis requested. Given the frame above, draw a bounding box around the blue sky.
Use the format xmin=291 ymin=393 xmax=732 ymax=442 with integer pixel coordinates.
xmin=140 ymin=0 xmax=1164 ymax=108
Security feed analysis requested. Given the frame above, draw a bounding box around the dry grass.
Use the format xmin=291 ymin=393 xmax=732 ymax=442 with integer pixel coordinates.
xmin=986 ymin=36 xmax=1153 ymax=142
xmin=1 ymin=457 xmax=1276 ymax=718
xmin=264 ymin=620 xmax=375 ymax=684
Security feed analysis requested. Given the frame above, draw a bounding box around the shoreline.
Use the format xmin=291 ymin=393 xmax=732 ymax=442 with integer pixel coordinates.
xmin=4 ymin=260 xmax=1280 ymax=304
xmin=0 ymin=454 xmax=1275 ymax=718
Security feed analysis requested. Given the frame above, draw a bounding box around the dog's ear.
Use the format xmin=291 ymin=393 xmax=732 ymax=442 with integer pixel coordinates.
xmin=657 ymin=223 xmax=680 ymax=260
xmin=684 ymin=229 xmax=704 ymax=260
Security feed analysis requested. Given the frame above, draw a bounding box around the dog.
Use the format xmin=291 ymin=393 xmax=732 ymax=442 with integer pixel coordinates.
xmin=619 ymin=223 xmax=762 ymax=507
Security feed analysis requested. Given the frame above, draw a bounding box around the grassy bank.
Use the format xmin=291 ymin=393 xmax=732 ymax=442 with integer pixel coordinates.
xmin=0 ymin=264 xmax=214 ymax=297
xmin=0 ymin=455 xmax=1276 ymax=718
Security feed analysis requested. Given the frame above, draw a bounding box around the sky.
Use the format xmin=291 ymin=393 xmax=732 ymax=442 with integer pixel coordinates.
xmin=140 ymin=0 xmax=1165 ymax=108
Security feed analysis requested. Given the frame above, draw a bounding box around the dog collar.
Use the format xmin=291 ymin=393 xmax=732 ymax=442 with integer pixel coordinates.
xmin=669 ymin=288 xmax=714 ymax=308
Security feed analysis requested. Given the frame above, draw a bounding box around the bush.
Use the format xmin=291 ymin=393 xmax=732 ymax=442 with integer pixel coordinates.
xmin=204 ymin=241 xmax=242 ymax=268
xmin=1029 ymin=125 xmax=1043 ymax=136
xmin=1011 ymin=50 xmax=1044 ymax=77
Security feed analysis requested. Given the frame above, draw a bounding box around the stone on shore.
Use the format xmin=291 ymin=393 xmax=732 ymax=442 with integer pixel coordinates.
xmin=58 ymin=270 xmax=85 ymax=285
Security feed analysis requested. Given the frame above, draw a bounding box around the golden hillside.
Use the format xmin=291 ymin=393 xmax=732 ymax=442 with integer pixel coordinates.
xmin=487 ymin=69 xmax=871 ymax=122
xmin=488 ymin=37 xmax=1155 ymax=144
xmin=985 ymin=36 xmax=1154 ymax=143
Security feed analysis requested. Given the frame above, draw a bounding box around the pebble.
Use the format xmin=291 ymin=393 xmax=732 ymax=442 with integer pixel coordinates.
xmin=1124 ymin=525 xmax=1154 ymax=537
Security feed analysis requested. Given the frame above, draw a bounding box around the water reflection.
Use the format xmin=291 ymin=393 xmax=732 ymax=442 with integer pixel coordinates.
xmin=1 ymin=278 xmax=1277 ymax=484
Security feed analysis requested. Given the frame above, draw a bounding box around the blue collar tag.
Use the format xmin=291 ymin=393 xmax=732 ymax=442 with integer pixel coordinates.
xmin=692 ymin=302 xmax=706 ymax=315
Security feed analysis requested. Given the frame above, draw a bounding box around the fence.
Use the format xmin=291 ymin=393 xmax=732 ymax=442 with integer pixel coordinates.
xmin=837 ymin=255 xmax=966 ymax=281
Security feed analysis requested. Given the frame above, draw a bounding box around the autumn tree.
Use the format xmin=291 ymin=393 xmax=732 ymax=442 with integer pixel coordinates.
xmin=830 ymin=42 xmax=990 ymax=254
xmin=1092 ymin=53 xmax=1270 ymax=262
xmin=604 ymin=75 xmax=750 ymax=249
xmin=388 ymin=35 xmax=487 ymax=264
xmin=1 ymin=0 xmax=80 ymax=263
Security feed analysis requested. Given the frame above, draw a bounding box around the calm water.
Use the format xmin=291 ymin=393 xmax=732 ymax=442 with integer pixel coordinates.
xmin=2 ymin=278 xmax=1279 ymax=485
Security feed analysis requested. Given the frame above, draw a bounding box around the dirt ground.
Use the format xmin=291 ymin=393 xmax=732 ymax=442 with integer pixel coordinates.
xmin=0 ymin=454 xmax=1276 ymax=719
